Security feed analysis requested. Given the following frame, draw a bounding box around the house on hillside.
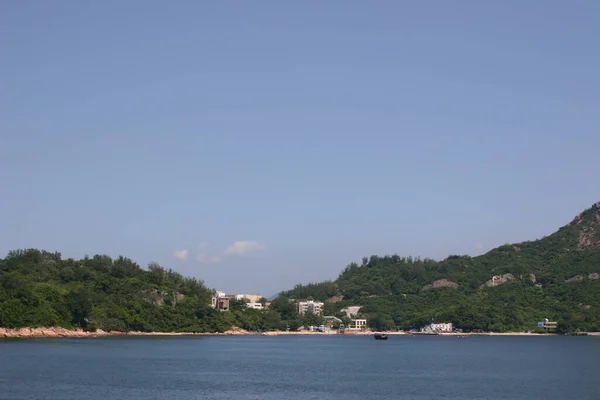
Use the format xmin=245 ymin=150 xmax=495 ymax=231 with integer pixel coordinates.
xmin=298 ymin=300 xmax=324 ymax=316
xmin=210 ymin=290 xmax=230 ymax=311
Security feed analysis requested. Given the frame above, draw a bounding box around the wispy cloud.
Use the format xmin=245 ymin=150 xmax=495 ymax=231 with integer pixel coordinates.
xmin=195 ymin=242 xmax=220 ymax=264
xmin=475 ymin=243 xmax=484 ymax=250
xmin=224 ymin=240 xmax=266 ymax=256
xmin=196 ymin=254 xmax=221 ymax=264
xmin=173 ymin=249 xmax=189 ymax=260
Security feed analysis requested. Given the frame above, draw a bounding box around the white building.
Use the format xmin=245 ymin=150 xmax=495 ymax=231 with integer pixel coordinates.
xmin=246 ymin=302 xmax=264 ymax=310
xmin=348 ymin=319 xmax=367 ymax=331
xmin=233 ymin=294 xmax=263 ymax=303
xmin=421 ymin=323 xmax=453 ymax=333
xmin=298 ymin=300 xmax=324 ymax=316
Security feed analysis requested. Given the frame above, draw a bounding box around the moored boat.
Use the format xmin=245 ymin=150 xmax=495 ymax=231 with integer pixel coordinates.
xmin=374 ymin=333 xmax=388 ymax=340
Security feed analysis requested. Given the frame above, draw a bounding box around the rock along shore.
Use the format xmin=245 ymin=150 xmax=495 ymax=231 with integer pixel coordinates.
xmin=0 ymin=326 xmax=252 ymax=339
xmin=2 ymin=327 xmax=597 ymax=339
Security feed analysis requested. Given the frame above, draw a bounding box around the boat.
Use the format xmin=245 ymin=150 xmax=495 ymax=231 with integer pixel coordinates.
xmin=374 ymin=333 xmax=388 ymax=340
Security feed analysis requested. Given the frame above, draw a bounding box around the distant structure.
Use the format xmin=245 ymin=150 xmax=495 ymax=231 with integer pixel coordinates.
xmin=232 ymin=294 xmax=263 ymax=303
xmin=211 ymin=291 xmax=229 ymax=311
xmin=298 ymin=300 xmax=324 ymax=316
xmin=340 ymin=306 xmax=362 ymax=318
xmin=421 ymin=323 xmax=453 ymax=333
xmin=537 ymin=318 xmax=558 ymax=332
xmin=246 ymin=302 xmax=265 ymax=310
xmin=231 ymin=294 xmax=266 ymax=310
xmin=348 ymin=319 xmax=367 ymax=331
xmin=211 ymin=295 xmax=230 ymax=312
xmin=211 ymin=291 xmax=267 ymax=311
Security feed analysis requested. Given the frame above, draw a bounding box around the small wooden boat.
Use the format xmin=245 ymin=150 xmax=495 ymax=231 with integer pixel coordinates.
xmin=374 ymin=333 xmax=388 ymax=340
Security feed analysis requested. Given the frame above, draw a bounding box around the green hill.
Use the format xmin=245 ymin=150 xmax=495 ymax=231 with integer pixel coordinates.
xmin=279 ymin=202 xmax=600 ymax=332
xmin=0 ymin=253 xmax=278 ymax=333
xmin=2 ymin=202 xmax=599 ymax=334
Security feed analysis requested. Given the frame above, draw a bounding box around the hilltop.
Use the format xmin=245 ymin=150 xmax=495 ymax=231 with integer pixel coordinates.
xmin=278 ymin=202 xmax=600 ymax=332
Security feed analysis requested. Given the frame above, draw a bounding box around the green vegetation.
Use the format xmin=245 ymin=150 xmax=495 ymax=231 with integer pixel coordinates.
xmin=2 ymin=202 xmax=599 ymax=334
xmin=0 ymin=251 xmax=280 ymax=333
xmin=0 ymin=251 xmax=324 ymax=333
xmin=280 ymin=202 xmax=600 ymax=333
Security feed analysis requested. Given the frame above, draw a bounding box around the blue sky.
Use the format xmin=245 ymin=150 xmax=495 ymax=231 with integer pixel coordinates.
xmin=2 ymin=1 xmax=599 ymax=296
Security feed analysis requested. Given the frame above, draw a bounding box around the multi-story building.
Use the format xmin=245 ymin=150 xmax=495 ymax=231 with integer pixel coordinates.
xmin=213 ymin=297 xmax=230 ymax=312
xmin=211 ymin=290 xmax=230 ymax=311
xmin=297 ymin=300 xmax=324 ymax=316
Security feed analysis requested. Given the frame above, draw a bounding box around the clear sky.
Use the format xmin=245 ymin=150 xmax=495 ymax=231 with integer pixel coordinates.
xmin=2 ymin=1 xmax=599 ymax=297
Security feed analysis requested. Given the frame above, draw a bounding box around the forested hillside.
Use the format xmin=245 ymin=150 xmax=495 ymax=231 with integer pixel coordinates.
xmin=279 ymin=202 xmax=600 ymax=332
xmin=0 ymin=252 xmax=281 ymax=332
xmin=2 ymin=202 xmax=599 ymax=334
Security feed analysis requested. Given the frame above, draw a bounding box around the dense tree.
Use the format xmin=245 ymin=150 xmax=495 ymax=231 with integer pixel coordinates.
xmin=0 ymin=250 xmax=266 ymax=333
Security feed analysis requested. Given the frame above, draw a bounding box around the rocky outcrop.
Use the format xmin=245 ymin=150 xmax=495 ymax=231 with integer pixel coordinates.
xmin=222 ymin=326 xmax=250 ymax=336
xmin=0 ymin=326 xmax=256 ymax=339
xmin=577 ymin=230 xmax=600 ymax=250
xmin=565 ymin=275 xmax=585 ymax=283
xmin=565 ymin=273 xmax=600 ymax=282
xmin=480 ymin=274 xmax=516 ymax=288
xmin=0 ymin=327 xmax=109 ymax=338
xmin=422 ymin=279 xmax=459 ymax=291
xmin=143 ymin=289 xmax=186 ymax=306
xmin=529 ymin=274 xmax=537 ymax=283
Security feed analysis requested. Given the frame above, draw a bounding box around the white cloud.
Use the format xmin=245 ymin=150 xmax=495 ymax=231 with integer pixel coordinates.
xmin=173 ymin=249 xmax=189 ymax=260
xmin=196 ymin=253 xmax=221 ymax=264
xmin=224 ymin=240 xmax=266 ymax=255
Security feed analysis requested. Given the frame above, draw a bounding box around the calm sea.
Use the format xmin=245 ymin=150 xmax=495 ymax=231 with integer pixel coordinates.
xmin=1 ymin=335 xmax=599 ymax=399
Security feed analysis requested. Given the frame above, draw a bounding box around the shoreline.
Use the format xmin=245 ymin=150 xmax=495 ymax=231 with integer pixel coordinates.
xmin=1 ymin=327 xmax=598 ymax=339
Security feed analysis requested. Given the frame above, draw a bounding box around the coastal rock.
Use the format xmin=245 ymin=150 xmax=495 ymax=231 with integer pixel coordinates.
xmin=222 ymin=326 xmax=250 ymax=336
xmin=422 ymin=279 xmax=459 ymax=291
